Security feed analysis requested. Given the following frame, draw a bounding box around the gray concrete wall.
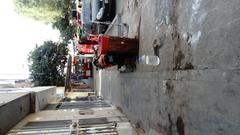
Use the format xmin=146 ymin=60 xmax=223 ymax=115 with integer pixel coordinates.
xmin=31 ymin=86 xmax=56 ymax=112
xmin=99 ymin=0 xmax=240 ymax=135
xmin=0 ymin=87 xmax=57 ymax=134
xmin=0 ymin=93 xmax=30 ymax=135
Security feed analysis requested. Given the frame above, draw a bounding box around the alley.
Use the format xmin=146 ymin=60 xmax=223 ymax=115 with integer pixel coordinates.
xmin=95 ymin=0 xmax=240 ymax=134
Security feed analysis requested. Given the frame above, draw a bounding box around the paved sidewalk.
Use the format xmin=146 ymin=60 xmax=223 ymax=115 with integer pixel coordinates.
xmin=95 ymin=0 xmax=240 ymax=135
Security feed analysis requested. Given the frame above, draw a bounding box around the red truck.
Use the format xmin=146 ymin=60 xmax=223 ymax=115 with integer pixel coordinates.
xmin=76 ymin=36 xmax=98 ymax=54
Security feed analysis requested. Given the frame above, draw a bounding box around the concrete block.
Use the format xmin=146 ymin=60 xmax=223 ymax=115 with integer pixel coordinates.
xmin=0 ymin=93 xmax=30 ymax=135
xmin=29 ymin=87 xmax=57 ymax=112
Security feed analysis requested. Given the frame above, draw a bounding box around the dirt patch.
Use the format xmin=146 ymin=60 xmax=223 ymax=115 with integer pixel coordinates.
xmin=173 ymin=35 xmax=194 ymax=70
xmin=153 ymin=122 xmax=168 ymax=134
xmin=184 ymin=62 xmax=194 ymax=70
xmin=172 ymin=19 xmax=184 ymax=70
xmin=171 ymin=0 xmax=194 ymax=70
xmin=116 ymin=106 xmax=123 ymax=113
xmin=79 ymin=110 xmax=94 ymax=115
xmin=170 ymin=0 xmax=179 ymax=25
xmin=153 ymin=35 xmax=165 ymax=56
xmin=134 ymin=120 xmax=146 ymax=134
xmin=174 ymin=50 xmax=185 ymax=70
xmin=134 ymin=0 xmax=139 ymax=7
xmin=166 ymin=81 xmax=174 ymax=93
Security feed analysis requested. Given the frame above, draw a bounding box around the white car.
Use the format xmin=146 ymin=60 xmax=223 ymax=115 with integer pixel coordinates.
xmin=81 ymin=0 xmax=116 ymax=34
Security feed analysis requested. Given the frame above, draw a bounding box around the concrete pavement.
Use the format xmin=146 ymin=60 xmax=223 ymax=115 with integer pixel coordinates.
xmin=95 ymin=0 xmax=240 ymax=135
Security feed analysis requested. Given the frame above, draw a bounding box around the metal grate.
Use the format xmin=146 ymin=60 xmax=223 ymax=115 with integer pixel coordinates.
xmin=8 ymin=120 xmax=71 ymax=135
xmin=77 ymin=122 xmax=118 ymax=135
xmin=24 ymin=120 xmax=72 ymax=129
xmin=59 ymin=100 xmax=111 ymax=109
xmin=45 ymin=100 xmax=111 ymax=110
xmin=70 ymin=119 xmax=118 ymax=135
xmin=8 ymin=118 xmax=118 ymax=135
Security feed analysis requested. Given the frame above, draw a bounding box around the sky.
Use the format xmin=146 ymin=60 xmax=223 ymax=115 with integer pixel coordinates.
xmin=0 ymin=0 xmax=60 ymax=79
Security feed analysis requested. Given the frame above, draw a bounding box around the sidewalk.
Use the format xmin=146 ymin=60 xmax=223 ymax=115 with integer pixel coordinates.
xmin=94 ymin=0 xmax=240 ymax=134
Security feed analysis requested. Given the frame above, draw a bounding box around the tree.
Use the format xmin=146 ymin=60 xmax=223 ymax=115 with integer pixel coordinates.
xmin=28 ymin=41 xmax=68 ymax=86
xmin=14 ymin=0 xmax=76 ymax=41
xmin=52 ymin=15 xmax=77 ymax=42
xmin=13 ymin=0 xmax=67 ymax=22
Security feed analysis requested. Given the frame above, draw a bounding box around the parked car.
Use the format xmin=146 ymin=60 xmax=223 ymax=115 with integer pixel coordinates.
xmin=81 ymin=0 xmax=115 ymax=34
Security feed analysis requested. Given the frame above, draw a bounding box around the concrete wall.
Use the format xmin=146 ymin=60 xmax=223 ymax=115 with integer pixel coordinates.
xmin=31 ymin=86 xmax=57 ymax=112
xmin=0 ymin=87 xmax=57 ymax=134
xmin=99 ymin=0 xmax=240 ymax=135
xmin=0 ymin=93 xmax=30 ymax=135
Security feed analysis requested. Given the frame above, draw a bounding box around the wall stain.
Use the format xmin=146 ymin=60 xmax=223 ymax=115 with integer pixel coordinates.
xmin=174 ymin=50 xmax=185 ymax=70
xmin=116 ymin=106 xmax=123 ymax=113
xmin=153 ymin=44 xmax=161 ymax=56
xmin=176 ymin=116 xmax=185 ymax=135
xmin=155 ymin=123 xmax=163 ymax=133
xmin=166 ymin=81 xmax=174 ymax=94
xmin=171 ymin=0 xmax=194 ymax=71
xmin=184 ymin=62 xmax=194 ymax=70
xmin=135 ymin=120 xmax=146 ymax=134
xmin=154 ymin=122 xmax=168 ymax=134
xmin=167 ymin=114 xmax=173 ymax=135
xmin=134 ymin=0 xmax=139 ymax=7
xmin=153 ymin=35 xmax=165 ymax=56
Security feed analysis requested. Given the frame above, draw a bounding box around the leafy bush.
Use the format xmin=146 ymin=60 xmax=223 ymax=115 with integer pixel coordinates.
xmin=28 ymin=41 xmax=68 ymax=86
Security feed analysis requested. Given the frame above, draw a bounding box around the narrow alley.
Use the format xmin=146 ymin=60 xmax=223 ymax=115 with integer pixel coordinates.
xmin=1 ymin=0 xmax=240 ymax=135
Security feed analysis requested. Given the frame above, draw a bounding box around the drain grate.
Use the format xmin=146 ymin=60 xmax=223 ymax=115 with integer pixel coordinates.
xmin=78 ymin=122 xmax=118 ymax=135
xmin=8 ymin=118 xmax=118 ymax=135
xmin=24 ymin=120 xmax=72 ymax=129
xmin=72 ymin=119 xmax=118 ymax=135
xmin=59 ymin=100 xmax=111 ymax=109
xmin=45 ymin=100 xmax=111 ymax=110
xmin=9 ymin=120 xmax=71 ymax=135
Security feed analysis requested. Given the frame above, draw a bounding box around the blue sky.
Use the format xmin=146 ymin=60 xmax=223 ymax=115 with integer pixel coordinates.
xmin=0 ymin=0 xmax=60 ymax=79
